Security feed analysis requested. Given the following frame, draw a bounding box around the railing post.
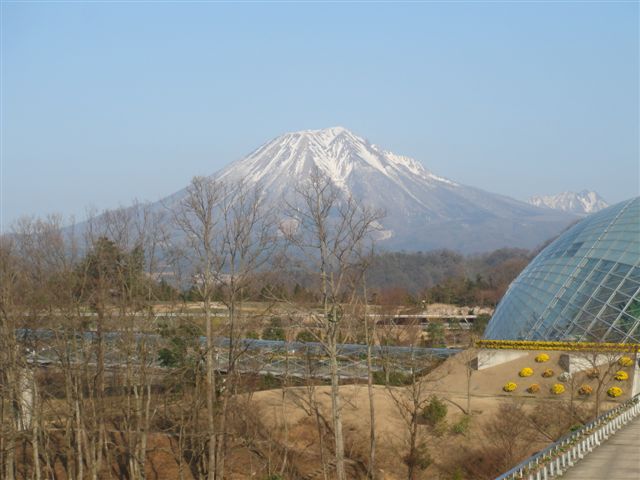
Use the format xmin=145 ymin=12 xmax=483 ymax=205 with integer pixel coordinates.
xmin=578 ymin=442 xmax=583 ymax=458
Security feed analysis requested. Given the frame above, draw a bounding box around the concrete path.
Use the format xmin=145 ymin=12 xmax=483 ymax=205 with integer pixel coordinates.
xmin=561 ymin=416 xmax=640 ymax=480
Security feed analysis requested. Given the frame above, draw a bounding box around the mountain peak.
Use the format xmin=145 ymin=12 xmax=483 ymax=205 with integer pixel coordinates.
xmin=219 ymin=126 xmax=445 ymax=192
xmin=278 ymin=126 xmax=363 ymax=148
xmin=528 ymin=190 xmax=608 ymax=215
xmin=288 ymin=125 xmax=350 ymax=136
xmin=166 ymin=127 xmax=576 ymax=252
xmin=302 ymin=125 xmax=349 ymax=136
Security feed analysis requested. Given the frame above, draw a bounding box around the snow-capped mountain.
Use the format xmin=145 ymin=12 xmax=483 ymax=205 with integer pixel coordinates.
xmin=164 ymin=126 xmax=575 ymax=252
xmin=528 ymin=191 xmax=609 ymax=216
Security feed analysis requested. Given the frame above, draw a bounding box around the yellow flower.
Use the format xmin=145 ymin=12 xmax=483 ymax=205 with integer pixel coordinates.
xmin=475 ymin=339 xmax=640 ymax=353
xmin=519 ymin=367 xmax=534 ymax=377
xmin=614 ymin=371 xmax=629 ymax=381
xmin=503 ymin=382 xmax=517 ymax=392
xmin=551 ymin=384 xmax=565 ymax=395
xmin=618 ymin=356 xmax=633 ymax=367
xmin=607 ymin=386 xmax=623 ymax=398
xmin=542 ymin=368 xmax=554 ymax=378
xmin=535 ymin=353 xmax=550 ymax=363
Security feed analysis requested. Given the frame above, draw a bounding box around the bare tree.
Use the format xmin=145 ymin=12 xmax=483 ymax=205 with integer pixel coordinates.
xmin=173 ymin=176 xmax=223 ymax=479
xmin=282 ymin=168 xmax=382 ymax=480
xmin=1 ymin=215 xmax=86 ymax=479
xmin=98 ymin=203 xmax=168 ymax=479
xmin=0 ymin=235 xmax=22 ymax=480
xmin=362 ymin=279 xmax=377 ymax=479
xmin=210 ymin=180 xmax=278 ymax=477
xmin=452 ymin=335 xmax=479 ymax=416
xmin=484 ymin=401 xmax=536 ymax=473
xmin=172 ymin=176 xmax=277 ymax=478
xmin=382 ymin=346 xmax=445 ymax=480
xmin=572 ymin=350 xmax=623 ymax=417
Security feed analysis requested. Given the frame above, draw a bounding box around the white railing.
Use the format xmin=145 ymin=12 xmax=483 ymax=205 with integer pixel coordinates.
xmin=495 ymin=393 xmax=640 ymax=480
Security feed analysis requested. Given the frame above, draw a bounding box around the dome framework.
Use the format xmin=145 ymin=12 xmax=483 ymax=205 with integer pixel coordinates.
xmin=484 ymin=197 xmax=640 ymax=343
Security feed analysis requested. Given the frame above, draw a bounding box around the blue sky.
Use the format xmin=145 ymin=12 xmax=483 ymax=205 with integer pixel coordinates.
xmin=1 ymin=1 xmax=638 ymax=229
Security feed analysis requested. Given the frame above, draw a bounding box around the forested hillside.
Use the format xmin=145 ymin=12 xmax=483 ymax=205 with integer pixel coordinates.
xmin=367 ymin=248 xmax=532 ymax=305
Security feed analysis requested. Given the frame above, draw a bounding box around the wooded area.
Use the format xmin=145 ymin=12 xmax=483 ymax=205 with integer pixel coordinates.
xmin=0 ymin=172 xmax=537 ymax=479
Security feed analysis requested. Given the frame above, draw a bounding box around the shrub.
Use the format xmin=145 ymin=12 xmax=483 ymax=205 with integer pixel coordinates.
xmin=551 ymin=383 xmax=565 ymax=395
xmin=503 ymin=382 xmax=517 ymax=392
xmin=262 ymin=325 xmax=286 ymax=341
xmin=542 ymin=368 xmax=554 ymax=378
xmin=614 ymin=370 xmax=629 ymax=381
xmin=607 ymin=386 xmax=623 ymax=398
xmin=403 ymin=443 xmax=432 ymax=472
xmin=372 ymin=370 xmax=412 ymax=386
xmin=618 ymin=356 xmax=633 ymax=367
xmin=158 ymin=347 xmax=180 ymax=368
xmin=422 ymin=396 xmax=448 ymax=427
xmin=535 ymin=353 xmax=550 ymax=363
xmin=261 ymin=373 xmax=280 ymax=390
xmin=519 ymin=367 xmax=534 ymax=377
xmin=451 ymin=415 xmax=470 ymax=435
xmin=449 ymin=468 xmax=465 ymax=480
xmin=578 ymin=384 xmax=593 ymax=396
xmin=245 ymin=330 xmax=259 ymax=339
xmin=295 ymin=330 xmax=315 ymax=343
xmin=527 ymin=384 xmax=540 ymax=394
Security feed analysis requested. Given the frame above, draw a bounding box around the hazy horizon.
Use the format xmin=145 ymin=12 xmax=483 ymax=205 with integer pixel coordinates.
xmin=2 ymin=2 xmax=638 ymax=230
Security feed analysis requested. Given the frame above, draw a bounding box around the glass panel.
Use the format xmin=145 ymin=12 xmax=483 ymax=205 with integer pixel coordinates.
xmin=615 ymin=313 xmax=638 ymax=336
xmin=624 ymin=297 xmax=640 ymax=320
xmin=615 ymin=279 xmax=639 ymax=297
xmin=484 ymin=198 xmax=640 ymax=342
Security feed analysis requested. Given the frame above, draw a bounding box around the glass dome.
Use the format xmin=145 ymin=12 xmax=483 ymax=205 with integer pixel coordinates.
xmin=484 ymin=197 xmax=640 ymax=343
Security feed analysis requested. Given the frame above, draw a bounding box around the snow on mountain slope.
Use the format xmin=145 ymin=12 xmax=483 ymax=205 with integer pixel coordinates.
xmin=215 ymin=126 xmax=455 ymax=204
xmin=164 ymin=127 xmax=576 ymax=252
xmin=528 ymin=191 xmax=609 ymax=215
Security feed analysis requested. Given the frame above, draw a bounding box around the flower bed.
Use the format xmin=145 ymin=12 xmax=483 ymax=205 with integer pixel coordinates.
xmin=475 ymin=339 xmax=640 ymax=352
xmin=618 ymin=356 xmax=633 ymax=367
xmin=551 ymin=383 xmax=565 ymax=395
xmin=578 ymin=385 xmax=593 ymax=396
xmin=607 ymin=386 xmax=623 ymax=398
xmin=527 ymin=384 xmax=540 ymax=394
xmin=503 ymin=382 xmax=517 ymax=392
xmin=614 ymin=371 xmax=629 ymax=381
xmin=535 ymin=353 xmax=550 ymax=363
xmin=519 ymin=367 xmax=534 ymax=377
xmin=542 ymin=368 xmax=554 ymax=378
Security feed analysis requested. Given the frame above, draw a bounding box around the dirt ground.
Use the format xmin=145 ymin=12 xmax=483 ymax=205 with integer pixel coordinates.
xmin=247 ymin=349 xmax=634 ymax=479
xmin=27 ymin=349 xmax=632 ymax=479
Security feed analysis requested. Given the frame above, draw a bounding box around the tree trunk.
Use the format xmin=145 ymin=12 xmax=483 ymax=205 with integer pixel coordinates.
xmin=329 ymin=338 xmax=346 ymax=480
xmin=364 ymin=303 xmax=376 ymax=479
xmin=204 ymin=297 xmax=218 ymax=479
xmin=31 ymin=373 xmax=41 ymax=480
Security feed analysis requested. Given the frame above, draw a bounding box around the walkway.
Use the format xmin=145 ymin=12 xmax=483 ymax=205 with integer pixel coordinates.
xmin=561 ymin=415 xmax=640 ymax=480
